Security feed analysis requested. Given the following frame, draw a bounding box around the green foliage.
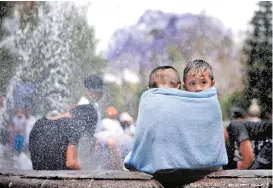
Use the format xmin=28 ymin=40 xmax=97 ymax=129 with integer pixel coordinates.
xmin=220 ymin=90 xmax=244 ymax=120
xmin=241 ymin=1 xmax=272 ymax=119
xmin=0 ymin=2 xmax=106 ymax=114
xmin=102 ymin=82 xmax=144 ymax=119
xmin=168 ymin=45 xmax=186 ymax=74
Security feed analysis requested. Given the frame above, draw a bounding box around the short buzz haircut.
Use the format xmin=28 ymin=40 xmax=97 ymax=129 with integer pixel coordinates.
xmin=183 ymin=60 xmax=214 ymax=83
xmin=148 ymin=65 xmax=181 ymax=89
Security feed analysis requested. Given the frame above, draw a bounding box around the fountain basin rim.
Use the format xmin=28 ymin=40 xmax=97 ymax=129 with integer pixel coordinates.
xmin=0 ymin=168 xmax=153 ymax=180
xmin=0 ymin=168 xmax=271 ymax=180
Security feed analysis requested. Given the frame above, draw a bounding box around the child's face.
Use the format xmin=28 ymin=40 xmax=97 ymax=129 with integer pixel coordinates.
xmin=184 ymin=71 xmax=215 ymax=92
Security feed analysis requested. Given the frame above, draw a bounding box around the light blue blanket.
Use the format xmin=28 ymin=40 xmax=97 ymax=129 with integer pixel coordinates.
xmin=124 ymin=87 xmax=228 ymax=174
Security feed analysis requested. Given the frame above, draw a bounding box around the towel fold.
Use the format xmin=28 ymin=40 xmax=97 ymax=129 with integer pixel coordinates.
xmin=124 ymin=87 xmax=228 ymax=174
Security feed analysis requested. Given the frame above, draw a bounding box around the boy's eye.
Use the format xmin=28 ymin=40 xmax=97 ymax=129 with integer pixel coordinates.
xmin=190 ymin=82 xmax=195 ymax=86
xmin=202 ymin=81 xmax=207 ymax=85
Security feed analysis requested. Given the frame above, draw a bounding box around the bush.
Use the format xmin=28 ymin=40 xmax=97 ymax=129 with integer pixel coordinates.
xmin=220 ymin=90 xmax=244 ymax=120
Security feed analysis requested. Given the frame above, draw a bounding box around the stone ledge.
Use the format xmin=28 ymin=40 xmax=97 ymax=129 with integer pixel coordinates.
xmin=183 ymin=170 xmax=272 ymax=188
xmin=154 ymin=170 xmax=272 ymax=188
xmin=0 ymin=168 xmax=271 ymax=188
xmin=0 ymin=177 xmax=163 ymax=188
xmin=183 ymin=178 xmax=272 ymax=188
xmin=201 ymin=170 xmax=272 ymax=178
xmin=0 ymin=168 xmax=153 ymax=180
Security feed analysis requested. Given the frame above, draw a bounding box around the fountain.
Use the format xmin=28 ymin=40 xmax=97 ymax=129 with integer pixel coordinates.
xmin=3 ymin=2 xmax=82 ymax=116
xmin=0 ymin=1 xmax=105 ymax=169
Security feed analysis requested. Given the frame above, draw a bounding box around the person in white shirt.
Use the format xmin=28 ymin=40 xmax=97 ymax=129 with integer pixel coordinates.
xmin=50 ymin=75 xmax=104 ymax=126
xmin=119 ymin=112 xmax=136 ymax=137
xmin=93 ymin=130 xmax=134 ymax=169
xmin=78 ymin=75 xmax=104 ymax=130
xmin=245 ymin=99 xmax=261 ymax=122
xmin=75 ymin=75 xmax=104 ymax=170
xmin=98 ymin=106 xmax=124 ymax=134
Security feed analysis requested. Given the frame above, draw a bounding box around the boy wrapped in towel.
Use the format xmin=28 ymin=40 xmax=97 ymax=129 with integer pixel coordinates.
xmin=124 ymin=62 xmax=228 ymax=176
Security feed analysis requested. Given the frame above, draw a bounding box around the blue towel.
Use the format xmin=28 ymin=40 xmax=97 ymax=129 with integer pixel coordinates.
xmin=124 ymin=87 xmax=228 ymax=174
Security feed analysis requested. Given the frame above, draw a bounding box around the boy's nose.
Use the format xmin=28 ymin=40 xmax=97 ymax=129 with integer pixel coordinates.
xmin=195 ymin=85 xmax=202 ymax=92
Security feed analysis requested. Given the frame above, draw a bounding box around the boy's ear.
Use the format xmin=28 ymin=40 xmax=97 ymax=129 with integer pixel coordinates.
xmin=176 ymin=84 xmax=181 ymax=89
xmin=211 ymin=80 xmax=215 ymax=87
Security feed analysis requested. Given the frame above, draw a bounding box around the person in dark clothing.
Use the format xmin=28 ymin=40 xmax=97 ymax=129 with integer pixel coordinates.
xmin=223 ymin=107 xmax=246 ymax=169
xmin=29 ymin=104 xmax=97 ymax=170
xmin=224 ymin=120 xmax=272 ymax=169
xmin=230 ymin=107 xmax=245 ymax=120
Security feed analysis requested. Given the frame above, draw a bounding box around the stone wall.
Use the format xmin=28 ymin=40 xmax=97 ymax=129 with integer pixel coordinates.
xmin=0 ymin=169 xmax=271 ymax=188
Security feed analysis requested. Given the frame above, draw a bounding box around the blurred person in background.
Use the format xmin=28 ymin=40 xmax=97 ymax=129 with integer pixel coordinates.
xmin=92 ymin=106 xmax=124 ymax=169
xmin=9 ymin=109 xmax=28 ymax=154
xmin=15 ymin=108 xmax=37 ymax=170
xmin=29 ymin=104 xmax=97 ymax=170
xmin=120 ymin=112 xmax=135 ymax=137
xmin=223 ymin=107 xmax=245 ymax=169
xmin=78 ymin=75 xmax=104 ymax=105
xmin=245 ymin=99 xmax=261 ymax=122
xmin=98 ymin=106 xmax=124 ymax=134
xmin=93 ymin=109 xmax=135 ymax=170
xmin=224 ymin=120 xmax=272 ymax=169
xmin=51 ymin=75 xmax=104 ymax=122
xmin=93 ymin=130 xmax=133 ymax=170
xmin=78 ymin=75 xmax=104 ymax=131
xmin=230 ymin=107 xmax=245 ymax=121
xmin=35 ymin=75 xmax=104 ymax=170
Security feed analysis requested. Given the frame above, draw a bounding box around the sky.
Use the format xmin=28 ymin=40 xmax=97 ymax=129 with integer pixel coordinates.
xmin=86 ymin=0 xmax=258 ymax=53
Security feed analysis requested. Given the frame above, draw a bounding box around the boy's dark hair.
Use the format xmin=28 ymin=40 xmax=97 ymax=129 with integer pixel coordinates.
xmin=70 ymin=104 xmax=98 ymax=134
xmin=183 ymin=60 xmax=214 ymax=83
xmin=230 ymin=107 xmax=245 ymax=120
xmin=84 ymin=75 xmax=103 ymax=92
xmin=148 ymin=66 xmax=181 ymax=89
